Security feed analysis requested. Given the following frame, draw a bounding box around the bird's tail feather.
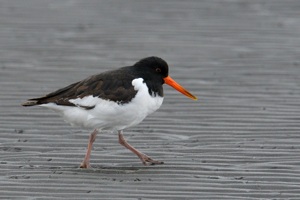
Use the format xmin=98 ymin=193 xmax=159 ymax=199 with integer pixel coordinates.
xmin=22 ymin=100 xmax=38 ymax=107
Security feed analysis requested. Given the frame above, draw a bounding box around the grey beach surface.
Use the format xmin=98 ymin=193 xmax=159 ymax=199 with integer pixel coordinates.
xmin=1 ymin=0 xmax=300 ymax=199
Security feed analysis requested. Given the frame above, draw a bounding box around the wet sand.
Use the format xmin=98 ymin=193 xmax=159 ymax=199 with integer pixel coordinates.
xmin=1 ymin=0 xmax=300 ymax=199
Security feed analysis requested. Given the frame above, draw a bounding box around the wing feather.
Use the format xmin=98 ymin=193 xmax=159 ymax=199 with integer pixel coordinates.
xmin=22 ymin=67 xmax=138 ymax=108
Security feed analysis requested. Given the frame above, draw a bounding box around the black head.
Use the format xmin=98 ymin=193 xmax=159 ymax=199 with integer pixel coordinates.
xmin=133 ymin=56 xmax=169 ymax=82
xmin=132 ymin=56 xmax=169 ymax=97
xmin=131 ymin=56 xmax=198 ymax=100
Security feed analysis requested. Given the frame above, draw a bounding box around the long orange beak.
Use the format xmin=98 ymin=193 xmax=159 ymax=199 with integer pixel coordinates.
xmin=163 ymin=76 xmax=198 ymax=100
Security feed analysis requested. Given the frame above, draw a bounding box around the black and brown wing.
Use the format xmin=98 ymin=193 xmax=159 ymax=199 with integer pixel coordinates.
xmin=22 ymin=68 xmax=138 ymax=108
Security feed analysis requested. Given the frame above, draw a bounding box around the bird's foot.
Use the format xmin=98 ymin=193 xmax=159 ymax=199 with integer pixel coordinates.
xmin=80 ymin=129 xmax=98 ymax=169
xmin=79 ymin=161 xmax=91 ymax=169
xmin=118 ymin=131 xmax=164 ymax=166
xmin=139 ymin=154 xmax=164 ymax=166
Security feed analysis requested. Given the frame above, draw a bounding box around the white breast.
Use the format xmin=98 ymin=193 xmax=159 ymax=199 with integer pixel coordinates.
xmin=40 ymin=78 xmax=164 ymax=131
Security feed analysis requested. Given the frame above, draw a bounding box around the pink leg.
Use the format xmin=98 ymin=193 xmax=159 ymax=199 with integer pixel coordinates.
xmin=80 ymin=129 xmax=98 ymax=168
xmin=118 ymin=130 xmax=164 ymax=166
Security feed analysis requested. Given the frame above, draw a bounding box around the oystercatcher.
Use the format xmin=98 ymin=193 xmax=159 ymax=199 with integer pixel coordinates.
xmin=22 ymin=56 xmax=197 ymax=168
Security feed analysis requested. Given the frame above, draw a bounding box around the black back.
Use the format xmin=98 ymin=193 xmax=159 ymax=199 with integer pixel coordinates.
xmin=23 ymin=57 xmax=169 ymax=108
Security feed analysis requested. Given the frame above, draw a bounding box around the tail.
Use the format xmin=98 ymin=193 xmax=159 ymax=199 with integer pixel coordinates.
xmin=22 ymin=100 xmax=39 ymax=107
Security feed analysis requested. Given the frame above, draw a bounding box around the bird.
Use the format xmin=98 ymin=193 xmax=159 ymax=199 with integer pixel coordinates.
xmin=22 ymin=56 xmax=197 ymax=168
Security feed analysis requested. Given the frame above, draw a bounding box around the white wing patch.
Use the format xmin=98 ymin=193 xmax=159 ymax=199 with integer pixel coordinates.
xmin=69 ymin=95 xmax=99 ymax=108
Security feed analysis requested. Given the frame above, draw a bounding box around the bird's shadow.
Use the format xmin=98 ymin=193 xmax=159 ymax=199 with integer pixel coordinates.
xmin=65 ymin=163 xmax=166 ymax=174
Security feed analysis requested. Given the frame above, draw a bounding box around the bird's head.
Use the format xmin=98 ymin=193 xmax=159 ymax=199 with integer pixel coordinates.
xmin=134 ymin=56 xmax=197 ymax=100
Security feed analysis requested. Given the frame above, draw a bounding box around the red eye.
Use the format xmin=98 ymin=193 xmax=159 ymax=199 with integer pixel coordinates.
xmin=156 ymin=68 xmax=161 ymax=73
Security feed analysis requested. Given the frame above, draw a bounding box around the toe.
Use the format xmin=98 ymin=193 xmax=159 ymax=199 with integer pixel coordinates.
xmin=79 ymin=162 xmax=90 ymax=168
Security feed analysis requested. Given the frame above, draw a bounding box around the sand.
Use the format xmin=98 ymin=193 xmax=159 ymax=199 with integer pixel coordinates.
xmin=1 ymin=0 xmax=300 ymax=199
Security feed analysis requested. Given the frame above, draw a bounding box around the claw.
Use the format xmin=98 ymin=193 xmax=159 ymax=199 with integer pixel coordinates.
xmin=139 ymin=154 xmax=164 ymax=166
